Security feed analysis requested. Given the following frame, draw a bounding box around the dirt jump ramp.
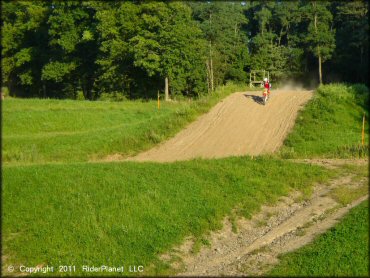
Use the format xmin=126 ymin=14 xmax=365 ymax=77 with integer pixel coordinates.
xmin=130 ymin=90 xmax=313 ymax=162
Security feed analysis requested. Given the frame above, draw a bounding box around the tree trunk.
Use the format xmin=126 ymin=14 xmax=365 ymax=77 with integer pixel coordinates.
xmin=165 ymin=76 xmax=169 ymax=101
xmin=8 ymin=79 xmax=15 ymax=97
xmin=210 ymin=57 xmax=214 ymax=92
xmin=318 ymin=54 xmax=322 ymax=84
xmin=209 ymin=41 xmax=214 ymax=93
xmin=286 ymin=24 xmax=290 ymax=46
xmin=82 ymin=82 xmax=87 ymax=99
xmin=314 ymin=10 xmax=322 ymax=84
xmin=43 ymin=83 xmax=46 ymax=98
xmin=360 ymin=46 xmax=363 ymax=82
xmin=278 ymin=26 xmax=285 ymax=46
xmin=209 ymin=11 xmax=214 ymax=93
xmin=234 ymin=23 xmax=238 ymax=48
xmin=82 ymin=79 xmax=94 ymax=100
xmin=206 ymin=61 xmax=210 ymax=94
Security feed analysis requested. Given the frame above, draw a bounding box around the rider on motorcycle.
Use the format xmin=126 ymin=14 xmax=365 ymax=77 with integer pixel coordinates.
xmin=263 ymin=77 xmax=271 ymax=96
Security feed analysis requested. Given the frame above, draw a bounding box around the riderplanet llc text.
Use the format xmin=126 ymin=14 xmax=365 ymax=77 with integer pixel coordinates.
xmin=8 ymin=264 xmax=144 ymax=274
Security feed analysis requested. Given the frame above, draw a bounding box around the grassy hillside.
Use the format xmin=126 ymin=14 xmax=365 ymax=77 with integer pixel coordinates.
xmin=2 ymin=157 xmax=334 ymax=276
xmin=2 ymin=82 xmax=368 ymax=277
xmin=2 ymin=83 xmax=245 ymax=165
xmin=280 ymin=84 xmax=369 ymax=158
xmin=269 ymin=200 xmax=369 ymax=277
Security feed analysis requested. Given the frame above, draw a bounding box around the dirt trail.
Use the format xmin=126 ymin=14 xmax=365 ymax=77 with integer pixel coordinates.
xmin=128 ymin=90 xmax=312 ymax=162
xmin=159 ymin=160 xmax=368 ymax=276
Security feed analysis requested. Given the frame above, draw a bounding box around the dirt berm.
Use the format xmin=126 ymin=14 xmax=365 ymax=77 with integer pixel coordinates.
xmin=129 ymin=89 xmax=313 ymax=162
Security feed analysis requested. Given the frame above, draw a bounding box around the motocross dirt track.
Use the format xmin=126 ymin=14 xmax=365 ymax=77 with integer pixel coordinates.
xmin=129 ymin=89 xmax=313 ymax=162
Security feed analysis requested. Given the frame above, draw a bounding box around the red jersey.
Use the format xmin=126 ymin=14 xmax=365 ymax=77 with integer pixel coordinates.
xmin=264 ymin=82 xmax=269 ymax=89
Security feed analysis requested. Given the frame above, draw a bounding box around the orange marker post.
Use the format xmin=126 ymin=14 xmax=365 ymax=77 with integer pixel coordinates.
xmin=362 ymin=113 xmax=365 ymax=146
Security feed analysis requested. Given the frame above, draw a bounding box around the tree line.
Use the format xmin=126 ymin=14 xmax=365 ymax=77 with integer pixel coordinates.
xmin=1 ymin=1 xmax=368 ymax=100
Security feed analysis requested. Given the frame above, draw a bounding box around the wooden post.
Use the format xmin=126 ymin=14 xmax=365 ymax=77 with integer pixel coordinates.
xmin=362 ymin=113 xmax=365 ymax=146
xmin=206 ymin=61 xmax=210 ymax=93
xmin=157 ymin=91 xmax=160 ymax=110
xmin=165 ymin=77 xmax=169 ymax=101
xmin=313 ymin=6 xmax=322 ymax=85
xmin=318 ymin=53 xmax=322 ymax=84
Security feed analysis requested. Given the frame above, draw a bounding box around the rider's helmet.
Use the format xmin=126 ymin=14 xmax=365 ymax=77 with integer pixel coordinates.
xmin=263 ymin=78 xmax=268 ymax=82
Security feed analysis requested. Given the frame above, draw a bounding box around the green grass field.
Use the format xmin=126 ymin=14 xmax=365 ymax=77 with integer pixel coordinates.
xmin=2 ymin=157 xmax=334 ymax=276
xmin=268 ymin=200 xmax=369 ymax=277
xmin=2 ymin=83 xmax=369 ymax=276
xmin=2 ymin=83 xmax=245 ymax=165
xmin=280 ymin=83 xmax=369 ymax=158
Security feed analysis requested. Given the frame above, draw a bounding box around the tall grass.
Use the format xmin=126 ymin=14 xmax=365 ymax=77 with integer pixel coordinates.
xmin=2 ymin=82 xmax=246 ymax=164
xmin=268 ymin=200 xmax=369 ymax=276
xmin=280 ymin=83 xmax=369 ymax=158
xmin=2 ymin=156 xmax=334 ymax=276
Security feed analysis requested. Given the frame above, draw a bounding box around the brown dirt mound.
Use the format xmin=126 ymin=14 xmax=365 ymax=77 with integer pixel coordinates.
xmin=128 ymin=90 xmax=313 ymax=162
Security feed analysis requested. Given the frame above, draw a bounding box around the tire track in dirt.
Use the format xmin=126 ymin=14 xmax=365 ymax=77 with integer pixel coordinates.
xmin=158 ymin=159 xmax=368 ymax=276
xmin=127 ymin=90 xmax=313 ymax=162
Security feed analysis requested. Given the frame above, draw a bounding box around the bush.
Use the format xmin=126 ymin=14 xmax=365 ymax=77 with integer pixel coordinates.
xmin=2 ymin=87 xmax=10 ymax=97
xmin=336 ymin=144 xmax=369 ymax=158
xmin=98 ymin=92 xmax=128 ymax=102
xmin=76 ymin=91 xmax=85 ymax=100
xmin=350 ymin=83 xmax=369 ymax=96
xmin=281 ymin=83 xmax=369 ymax=158
xmin=317 ymin=83 xmax=353 ymax=101
xmin=349 ymin=83 xmax=369 ymax=107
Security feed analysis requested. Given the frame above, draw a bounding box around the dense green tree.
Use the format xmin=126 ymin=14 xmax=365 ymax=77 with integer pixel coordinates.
xmin=1 ymin=1 xmax=368 ymax=99
xmin=189 ymin=2 xmax=249 ymax=92
xmin=272 ymin=2 xmax=305 ymax=79
xmin=247 ymin=1 xmax=307 ymax=82
xmin=42 ymin=1 xmax=99 ymax=99
xmin=1 ymin=1 xmax=49 ymax=97
xmin=95 ymin=2 xmax=140 ymax=98
xmin=96 ymin=2 xmax=207 ymax=99
xmin=301 ymin=1 xmax=335 ymax=84
xmin=330 ymin=1 xmax=368 ymax=83
xmin=130 ymin=2 xmax=207 ymax=99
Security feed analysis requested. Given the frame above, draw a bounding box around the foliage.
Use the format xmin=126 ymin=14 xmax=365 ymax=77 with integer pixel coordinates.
xmin=188 ymin=2 xmax=249 ymax=87
xmin=131 ymin=2 xmax=208 ymax=96
xmin=328 ymin=1 xmax=369 ymax=84
xmin=1 ymin=1 xmax=49 ymax=97
xmin=2 ymin=1 xmax=368 ymax=99
xmin=42 ymin=1 xmax=99 ymax=100
xmin=280 ymin=83 xmax=369 ymax=158
xmin=302 ymin=1 xmax=336 ymax=63
xmin=2 ymin=83 xmax=246 ymax=164
xmin=269 ymin=200 xmax=369 ymax=276
xmin=2 ymin=156 xmax=333 ymax=276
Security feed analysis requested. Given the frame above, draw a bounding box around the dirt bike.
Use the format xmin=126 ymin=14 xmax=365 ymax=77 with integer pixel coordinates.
xmin=262 ymin=88 xmax=269 ymax=105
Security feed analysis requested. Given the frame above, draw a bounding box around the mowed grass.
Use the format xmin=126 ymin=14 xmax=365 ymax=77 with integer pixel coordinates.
xmin=2 ymin=156 xmax=334 ymax=276
xmin=330 ymin=164 xmax=369 ymax=205
xmin=3 ymin=82 xmax=368 ymax=276
xmin=2 ymin=83 xmax=245 ymax=165
xmin=280 ymin=83 xmax=369 ymax=158
xmin=268 ymin=200 xmax=369 ymax=277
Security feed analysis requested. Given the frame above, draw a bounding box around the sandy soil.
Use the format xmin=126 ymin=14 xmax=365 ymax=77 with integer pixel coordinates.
xmin=158 ymin=160 xmax=368 ymax=276
xmin=128 ymin=90 xmax=313 ymax=162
